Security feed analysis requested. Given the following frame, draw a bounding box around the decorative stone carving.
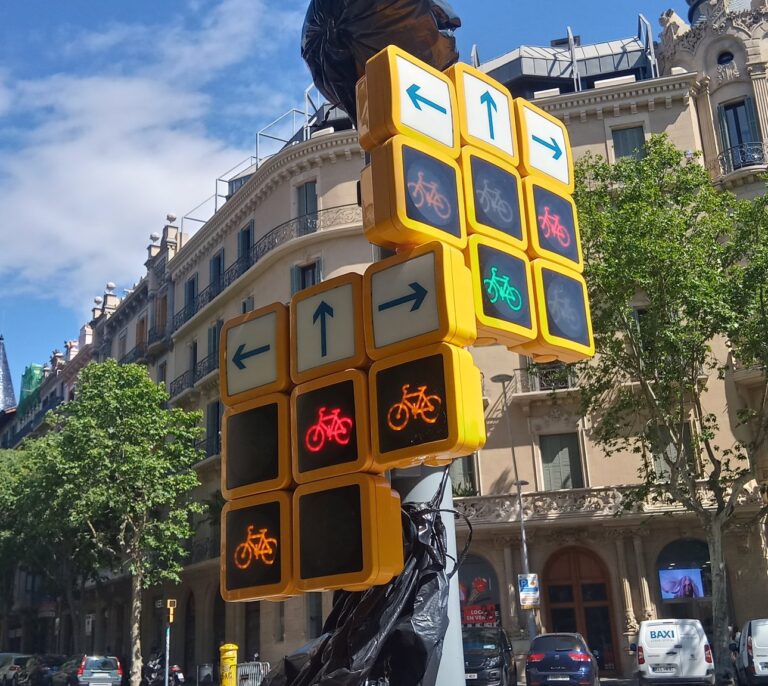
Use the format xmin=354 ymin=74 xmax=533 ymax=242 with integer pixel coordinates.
xmin=717 ymin=61 xmax=741 ymax=82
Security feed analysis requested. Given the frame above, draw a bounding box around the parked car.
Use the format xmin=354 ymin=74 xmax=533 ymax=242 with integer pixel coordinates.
xmin=634 ymin=619 xmax=714 ymax=686
xmin=17 ymin=656 xmax=67 ymax=686
xmin=0 ymin=656 xmax=30 ymax=686
xmin=50 ymin=657 xmax=123 ymax=686
xmin=525 ymin=633 xmax=600 ymax=686
xmin=463 ymin=626 xmax=516 ymax=685
xmin=733 ymin=619 xmax=768 ymax=686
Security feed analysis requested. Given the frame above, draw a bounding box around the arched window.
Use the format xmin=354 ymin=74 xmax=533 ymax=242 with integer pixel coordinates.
xmin=656 ymin=538 xmax=711 ymax=600
xmin=717 ymin=51 xmax=735 ymax=66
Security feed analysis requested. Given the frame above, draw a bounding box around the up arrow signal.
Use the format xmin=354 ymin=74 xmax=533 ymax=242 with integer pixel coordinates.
xmin=312 ymin=300 xmax=334 ymax=358
xmin=480 ymin=91 xmax=497 ymax=140
xmin=532 ymin=134 xmax=563 ymax=160
xmin=232 ymin=343 xmax=270 ymax=370
xmin=378 ymin=282 xmax=428 ymax=313
xmin=406 ymin=84 xmax=447 ymax=115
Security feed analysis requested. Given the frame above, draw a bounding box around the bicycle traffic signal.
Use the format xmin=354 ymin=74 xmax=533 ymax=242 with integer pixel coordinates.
xmin=523 ymin=177 xmax=583 ymax=272
xmin=222 ymin=393 xmax=292 ymax=500
xmin=293 ymin=473 xmax=404 ymax=592
xmin=362 ymin=135 xmax=467 ymax=251
xmin=460 ymin=147 xmax=526 ymax=250
xmin=362 ymin=241 xmax=476 ymax=360
xmin=466 ymin=235 xmax=537 ymax=348
xmin=221 ymin=491 xmax=295 ymax=601
xmin=519 ymin=260 xmax=594 ymax=363
xmin=290 ymin=272 xmax=368 ymax=384
xmin=369 ymin=342 xmax=485 ymax=468
xmin=220 ymin=304 xmax=291 ymax=406
xmin=291 ymin=369 xmax=373 ymax=483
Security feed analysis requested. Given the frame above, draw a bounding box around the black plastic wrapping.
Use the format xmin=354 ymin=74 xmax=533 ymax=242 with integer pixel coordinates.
xmin=263 ymin=473 xmax=466 ymax=686
xmin=301 ymin=0 xmax=461 ymax=121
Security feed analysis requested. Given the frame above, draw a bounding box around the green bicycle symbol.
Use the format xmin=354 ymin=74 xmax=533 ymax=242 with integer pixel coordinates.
xmin=483 ymin=266 xmax=523 ymax=312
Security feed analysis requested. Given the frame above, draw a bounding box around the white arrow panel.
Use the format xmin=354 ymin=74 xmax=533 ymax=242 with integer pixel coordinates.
xmin=371 ymin=252 xmax=440 ymax=349
xmin=462 ymin=72 xmax=514 ymax=157
xmin=396 ymin=55 xmax=454 ymax=149
xmin=524 ymin=106 xmax=570 ymax=187
xmin=295 ymin=283 xmax=356 ymax=373
xmin=225 ymin=313 xmax=278 ymax=396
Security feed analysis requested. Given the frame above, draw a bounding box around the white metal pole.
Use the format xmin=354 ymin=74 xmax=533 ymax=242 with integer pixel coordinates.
xmin=164 ymin=624 xmax=170 ymax=686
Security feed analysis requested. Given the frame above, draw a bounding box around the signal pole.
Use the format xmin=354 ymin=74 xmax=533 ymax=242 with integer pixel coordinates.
xmin=164 ymin=599 xmax=176 ymax=686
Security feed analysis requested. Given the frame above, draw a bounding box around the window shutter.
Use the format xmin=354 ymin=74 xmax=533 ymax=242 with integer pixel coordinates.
xmin=290 ymin=265 xmax=301 ymax=295
xmin=716 ymin=103 xmax=729 ymax=151
xmin=745 ymin=96 xmax=761 ymax=142
xmin=316 ymin=256 xmax=324 ymax=283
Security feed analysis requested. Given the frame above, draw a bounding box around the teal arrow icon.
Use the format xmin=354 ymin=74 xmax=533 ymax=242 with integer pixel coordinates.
xmin=480 ymin=91 xmax=497 ymax=140
xmin=532 ymin=134 xmax=563 ymax=160
xmin=406 ymin=84 xmax=447 ymax=114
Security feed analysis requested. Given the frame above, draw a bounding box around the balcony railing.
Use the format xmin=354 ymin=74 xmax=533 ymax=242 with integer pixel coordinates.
xmin=147 ymin=326 xmax=169 ymax=346
xmin=172 ymin=204 xmax=361 ymax=331
xmin=183 ymin=531 xmax=220 ymax=564
xmin=526 ymin=363 xmax=578 ymax=392
xmin=196 ymin=433 xmax=221 ymax=459
xmin=715 ymin=142 xmax=768 ymax=176
xmin=169 ymin=369 xmax=194 ymax=399
xmin=194 ymin=352 xmax=219 ymax=383
xmin=118 ymin=342 xmax=147 ymax=365
xmin=9 ymin=396 xmax=64 ymax=446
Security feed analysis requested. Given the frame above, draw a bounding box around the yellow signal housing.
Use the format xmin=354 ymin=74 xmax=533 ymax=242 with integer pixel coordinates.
xmin=290 ymin=369 xmax=375 ymax=484
xmin=466 ymin=234 xmax=538 ymax=348
xmin=460 ymin=146 xmax=527 ymax=251
xmin=362 ymin=241 xmax=476 ymax=360
xmin=356 ymin=45 xmax=460 ymax=157
xmin=221 ymin=491 xmax=295 ymax=602
xmin=368 ymin=342 xmax=486 ymax=469
xmin=220 ymin=303 xmax=291 ymax=406
xmin=363 ymin=135 xmax=467 ymax=251
xmin=293 ymin=473 xmax=404 ymax=592
xmin=517 ymin=259 xmax=595 ymax=363
xmin=221 ymin=393 xmax=292 ymax=500
xmin=522 ymin=176 xmax=583 ymax=273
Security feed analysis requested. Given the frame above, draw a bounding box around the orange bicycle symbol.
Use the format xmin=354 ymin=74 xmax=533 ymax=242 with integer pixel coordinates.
xmin=305 ymin=407 xmax=353 ymax=452
xmin=407 ymin=171 xmax=452 ymax=221
xmin=233 ymin=525 xmax=277 ymax=569
xmin=387 ymin=384 xmax=442 ymax=431
xmin=538 ymin=206 xmax=571 ymax=249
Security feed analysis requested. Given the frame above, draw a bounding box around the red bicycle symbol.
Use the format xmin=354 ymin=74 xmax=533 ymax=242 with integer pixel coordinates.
xmin=305 ymin=406 xmax=353 ymax=452
xmin=538 ymin=206 xmax=571 ymax=249
xmin=407 ymin=171 xmax=452 ymax=221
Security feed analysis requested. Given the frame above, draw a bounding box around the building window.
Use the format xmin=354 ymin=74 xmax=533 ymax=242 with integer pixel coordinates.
xmin=117 ymin=333 xmax=127 ymax=360
xmin=540 ymin=433 xmax=585 ymax=490
xmin=297 ymin=181 xmax=318 ymax=217
xmin=189 ymin=340 xmax=197 ymax=373
xmin=158 ymin=362 xmax=167 ymax=386
xmin=184 ymin=274 xmax=198 ymax=312
xmin=238 ymin=223 xmax=253 ymax=263
xmin=647 ymin=422 xmax=695 ymax=481
xmin=205 ymin=400 xmax=221 ymax=457
xmin=241 ymin=296 xmax=254 ymax=314
xmin=207 ymin=320 xmax=223 ymax=357
xmin=612 ymin=126 xmax=646 ymax=160
xmin=155 ymin=295 xmax=168 ymax=332
xmin=717 ymin=51 xmax=734 ymax=65
xmin=450 ymin=454 xmax=478 ymax=496
xmin=306 ymin=593 xmax=323 ymax=639
xmin=717 ymin=98 xmax=762 ymax=170
xmin=136 ymin=316 xmax=147 ymax=346
xmin=209 ymin=250 xmax=224 ymax=294
xmin=291 ymin=260 xmax=322 ymax=294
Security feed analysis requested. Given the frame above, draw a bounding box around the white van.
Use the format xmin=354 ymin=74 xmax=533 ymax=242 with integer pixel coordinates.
xmin=735 ymin=619 xmax=768 ymax=686
xmin=635 ymin=619 xmax=715 ymax=685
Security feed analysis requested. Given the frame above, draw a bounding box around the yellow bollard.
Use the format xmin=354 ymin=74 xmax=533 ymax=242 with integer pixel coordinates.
xmin=219 ymin=644 xmax=238 ymax=686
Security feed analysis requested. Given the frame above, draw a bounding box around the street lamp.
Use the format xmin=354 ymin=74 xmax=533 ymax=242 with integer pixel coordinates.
xmin=491 ymin=373 xmax=538 ymax=640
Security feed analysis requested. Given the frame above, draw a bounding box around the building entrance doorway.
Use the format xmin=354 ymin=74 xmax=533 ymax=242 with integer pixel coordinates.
xmin=543 ymin=547 xmax=618 ymax=673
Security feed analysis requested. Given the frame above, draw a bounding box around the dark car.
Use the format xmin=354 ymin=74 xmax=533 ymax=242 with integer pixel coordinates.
xmin=525 ymin=633 xmax=600 ymax=686
xmin=463 ymin=626 xmax=517 ymax=685
xmin=50 ymin=656 xmax=123 ymax=686
xmin=0 ymin=656 xmax=31 ymax=686
xmin=17 ymin=656 xmax=67 ymax=686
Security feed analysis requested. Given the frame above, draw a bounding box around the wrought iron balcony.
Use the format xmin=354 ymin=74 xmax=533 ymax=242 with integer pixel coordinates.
xmin=118 ymin=342 xmax=147 ymax=365
xmin=194 ymin=352 xmax=219 ymax=383
xmin=715 ymin=141 xmax=768 ymax=176
xmin=183 ymin=531 xmax=221 ymax=564
xmin=147 ymin=326 xmax=169 ymax=346
xmin=196 ymin=433 xmax=221 ymax=459
xmin=169 ymin=369 xmax=194 ymax=399
xmin=172 ymin=204 xmax=361 ymax=331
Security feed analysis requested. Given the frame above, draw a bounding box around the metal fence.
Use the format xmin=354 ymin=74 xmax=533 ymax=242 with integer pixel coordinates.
xmin=237 ymin=661 xmax=271 ymax=686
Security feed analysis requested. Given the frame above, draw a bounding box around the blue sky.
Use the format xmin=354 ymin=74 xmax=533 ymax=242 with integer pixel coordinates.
xmin=0 ymin=0 xmax=683 ymax=395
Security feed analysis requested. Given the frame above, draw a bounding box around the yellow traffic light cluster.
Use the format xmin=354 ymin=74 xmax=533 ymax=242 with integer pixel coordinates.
xmin=357 ymin=45 xmax=594 ymax=363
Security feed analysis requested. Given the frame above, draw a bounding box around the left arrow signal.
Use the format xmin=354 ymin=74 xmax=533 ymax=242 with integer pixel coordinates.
xmin=232 ymin=343 xmax=271 ymax=370
xmin=406 ymin=84 xmax=447 ymax=115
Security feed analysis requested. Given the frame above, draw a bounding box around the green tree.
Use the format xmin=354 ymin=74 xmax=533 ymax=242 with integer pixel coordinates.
xmin=49 ymin=360 xmax=203 ymax=686
xmin=0 ymin=449 xmax=27 ymax=647
xmin=574 ymin=135 xmax=768 ymax=682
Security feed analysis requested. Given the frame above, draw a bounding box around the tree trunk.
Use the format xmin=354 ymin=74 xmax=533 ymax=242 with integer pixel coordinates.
xmin=707 ymin=518 xmax=733 ymax=684
xmin=129 ymin=572 xmax=143 ymax=686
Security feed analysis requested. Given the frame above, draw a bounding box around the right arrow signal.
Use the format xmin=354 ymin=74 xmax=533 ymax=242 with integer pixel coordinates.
xmin=378 ymin=282 xmax=428 ymax=313
xmin=532 ymin=134 xmax=563 ymax=160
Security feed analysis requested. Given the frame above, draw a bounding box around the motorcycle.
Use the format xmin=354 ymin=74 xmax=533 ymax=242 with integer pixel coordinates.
xmin=141 ymin=657 xmax=184 ymax=686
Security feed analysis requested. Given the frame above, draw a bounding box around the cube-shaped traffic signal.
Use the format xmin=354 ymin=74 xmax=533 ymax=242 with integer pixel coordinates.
xmin=466 ymin=235 xmax=537 ymax=348
xmin=369 ymin=343 xmax=485 ymax=468
xmin=293 ymin=473 xmax=404 ymax=592
xmin=460 ymin=147 xmax=526 ymax=250
xmin=289 ymin=272 xmax=368 ymax=385
xmin=523 ymin=177 xmax=583 ymax=272
xmin=291 ymin=369 xmax=372 ymax=483
xmin=220 ymin=303 xmax=291 ymax=406
xmin=222 ymin=393 xmax=292 ymax=499
xmin=362 ymin=241 xmax=476 ymax=360
xmin=362 ymin=135 xmax=467 ymax=251
xmin=356 ymin=45 xmax=460 ymax=157
xmin=445 ymin=62 xmax=519 ymax=166
xmin=519 ymin=260 xmax=594 ymax=363
xmin=221 ymin=491 xmax=294 ymax=601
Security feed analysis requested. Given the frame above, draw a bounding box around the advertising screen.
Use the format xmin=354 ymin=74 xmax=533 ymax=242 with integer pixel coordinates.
xmin=659 ymin=568 xmax=706 ymax=599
